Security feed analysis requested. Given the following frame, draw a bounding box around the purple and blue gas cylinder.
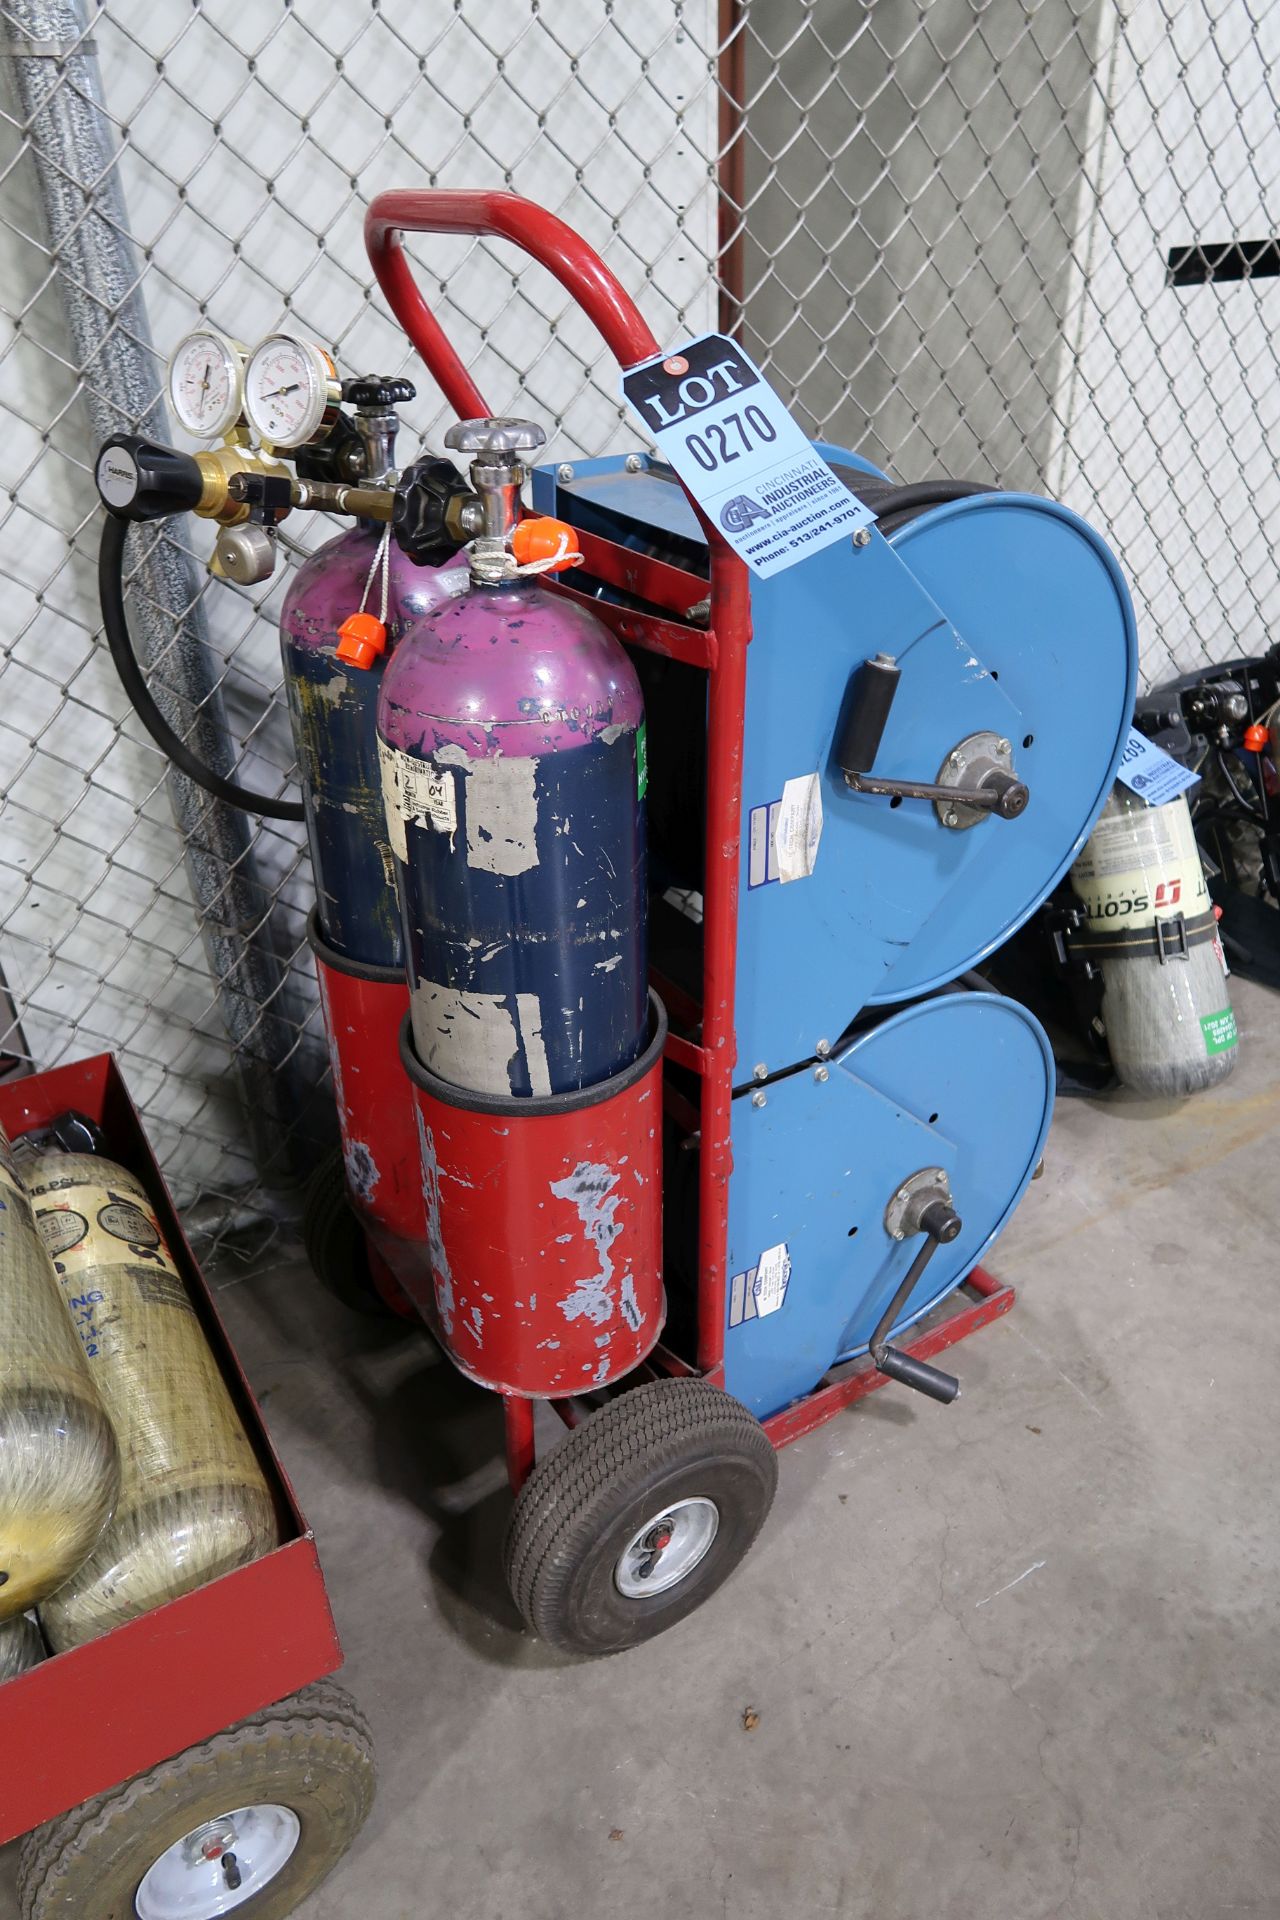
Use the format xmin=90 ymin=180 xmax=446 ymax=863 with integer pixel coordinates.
xmin=280 ymin=389 xmax=466 ymax=969
xmin=377 ymin=419 xmax=648 ymax=1098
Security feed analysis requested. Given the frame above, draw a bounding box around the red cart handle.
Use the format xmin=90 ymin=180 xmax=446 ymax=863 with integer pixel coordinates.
xmin=365 ymin=191 xmax=661 ymax=416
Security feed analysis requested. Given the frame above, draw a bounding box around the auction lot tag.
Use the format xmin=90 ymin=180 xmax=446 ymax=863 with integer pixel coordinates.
xmin=621 ymin=333 xmax=872 ymax=578
xmin=1114 ymin=727 xmax=1200 ymax=807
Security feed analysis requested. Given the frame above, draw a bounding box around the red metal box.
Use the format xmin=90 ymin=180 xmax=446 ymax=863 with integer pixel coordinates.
xmin=0 ymin=1054 xmax=342 ymax=1844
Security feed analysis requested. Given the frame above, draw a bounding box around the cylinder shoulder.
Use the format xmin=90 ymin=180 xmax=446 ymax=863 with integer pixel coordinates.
xmin=282 ymin=536 xmax=463 ymax=648
xmin=380 ymin=580 xmax=644 ymax=752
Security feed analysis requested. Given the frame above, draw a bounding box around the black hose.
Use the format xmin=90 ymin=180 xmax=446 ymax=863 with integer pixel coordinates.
xmin=874 ymin=481 xmax=1000 ymax=537
xmin=100 ymin=514 xmax=305 ymax=823
xmin=835 ymin=473 xmax=1002 ymax=538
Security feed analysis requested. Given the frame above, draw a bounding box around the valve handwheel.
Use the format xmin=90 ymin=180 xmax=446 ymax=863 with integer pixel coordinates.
xmin=340 ymin=375 xmax=416 ymax=408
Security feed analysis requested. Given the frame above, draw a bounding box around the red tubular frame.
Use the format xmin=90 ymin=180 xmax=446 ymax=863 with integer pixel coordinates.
xmin=366 ymin=190 xmax=752 ymax=1424
xmin=364 ymin=190 xmax=1013 ymax=1480
xmin=762 ymin=1267 xmax=1014 ymax=1449
xmin=365 ymin=192 xmax=661 ymax=411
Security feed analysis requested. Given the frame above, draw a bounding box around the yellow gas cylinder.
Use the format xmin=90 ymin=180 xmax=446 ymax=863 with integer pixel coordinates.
xmin=0 ymin=1611 xmax=43 ymax=1681
xmin=0 ymin=1128 xmax=118 ymax=1618
xmin=25 ymin=1152 xmax=279 ymax=1650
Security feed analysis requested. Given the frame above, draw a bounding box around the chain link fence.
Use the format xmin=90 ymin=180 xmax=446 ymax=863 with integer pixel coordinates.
xmin=0 ymin=0 xmax=1274 ymax=1249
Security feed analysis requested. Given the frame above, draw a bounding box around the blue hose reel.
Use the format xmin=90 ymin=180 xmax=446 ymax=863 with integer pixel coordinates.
xmin=535 ymin=447 xmax=1137 ymax=1419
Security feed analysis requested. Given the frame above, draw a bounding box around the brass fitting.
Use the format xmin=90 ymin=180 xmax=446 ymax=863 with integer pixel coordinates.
xmin=287 ymin=476 xmax=396 ymax=523
xmin=450 ymin=492 xmax=483 ymax=544
xmin=193 ymin=443 xmax=291 ymax=525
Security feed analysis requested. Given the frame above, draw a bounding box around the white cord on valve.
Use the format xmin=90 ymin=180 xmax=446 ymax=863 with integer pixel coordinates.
xmin=357 ymin=523 xmax=392 ymax=623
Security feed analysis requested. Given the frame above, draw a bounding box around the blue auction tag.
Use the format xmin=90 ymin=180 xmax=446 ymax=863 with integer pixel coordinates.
xmin=620 ymin=334 xmax=872 ymax=579
xmin=1115 ymin=727 xmax=1200 ymax=806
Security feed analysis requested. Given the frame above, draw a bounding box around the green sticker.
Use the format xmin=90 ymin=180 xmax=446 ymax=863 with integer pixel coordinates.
xmin=1201 ymin=1008 xmax=1238 ymax=1055
xmin=636 ymin=720 xmax=648 ymax=800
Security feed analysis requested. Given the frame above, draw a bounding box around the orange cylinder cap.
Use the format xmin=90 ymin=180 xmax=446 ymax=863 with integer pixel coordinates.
xmin=511 ymin=516 xmax=582 ymax=571
xmin=336 ymin=611 xmax=387 ymax=670
xmin=1244 ymin=721 xmax=1269 ymax=752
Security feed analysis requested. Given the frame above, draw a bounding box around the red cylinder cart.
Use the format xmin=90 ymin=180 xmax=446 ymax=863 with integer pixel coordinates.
xmin=333 ymin=190 xmax=1018 ymax=1658
xmin=0 ymin=1057 xmax=373 ymax=1920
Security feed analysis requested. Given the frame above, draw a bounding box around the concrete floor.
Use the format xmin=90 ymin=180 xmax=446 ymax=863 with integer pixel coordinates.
xmin=5 ymin=974 xmax=1279 ymax=1919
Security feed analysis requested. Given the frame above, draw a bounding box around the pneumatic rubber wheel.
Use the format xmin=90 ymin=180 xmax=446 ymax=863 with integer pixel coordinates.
xmin=17 ymin=1678 xmax=374 ymax=1920
xmin=504 ymin=1377 xmax=778 ymax=1656
xmin=301 ymin=1147 xmax=385 ymax=1315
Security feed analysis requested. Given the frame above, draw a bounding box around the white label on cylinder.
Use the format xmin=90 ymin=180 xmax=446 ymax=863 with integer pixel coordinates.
xmin=1071 ymin=792 xmax=1206 ymax=931
xmin=379 ymin=737 xmax=456 ymax=861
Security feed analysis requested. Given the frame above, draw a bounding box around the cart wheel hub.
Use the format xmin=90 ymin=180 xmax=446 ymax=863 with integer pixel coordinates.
xmin=615 ymin=1496 xmax=720 ymax=1598
xmin=135 ymin=1802 xmax=301 ymax=1918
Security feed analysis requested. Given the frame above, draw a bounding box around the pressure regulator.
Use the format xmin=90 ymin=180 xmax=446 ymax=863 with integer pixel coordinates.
xmin=167 ymin=328 xmax=343 ymax=452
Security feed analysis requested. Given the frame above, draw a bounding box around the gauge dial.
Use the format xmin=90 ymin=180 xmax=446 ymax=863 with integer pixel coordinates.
xmin=167 ymin=330 xmax=246 ymax=440
xmin=243 ymin=334 xmax=339 ymax=448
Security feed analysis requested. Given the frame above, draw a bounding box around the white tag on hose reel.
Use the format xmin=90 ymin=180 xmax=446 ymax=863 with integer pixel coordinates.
xmin=620 ymin=333 xmax=873 ymax=579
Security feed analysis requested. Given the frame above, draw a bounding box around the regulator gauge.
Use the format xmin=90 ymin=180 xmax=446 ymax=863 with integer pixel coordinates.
xmin=167 ymin=329 xmax=247 ymax=440
xmin=243 ymin=334 xmax=340 ymax=448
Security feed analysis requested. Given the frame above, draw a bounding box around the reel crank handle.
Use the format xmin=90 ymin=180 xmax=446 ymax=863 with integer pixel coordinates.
xmin=834 ymin=653 xmax=1030 ymax=822
xmin=869 ymin=1194 xmax=963 ymax=1404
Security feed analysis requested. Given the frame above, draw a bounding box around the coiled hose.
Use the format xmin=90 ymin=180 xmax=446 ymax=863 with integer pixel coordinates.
xmin=99 ymin=513 xmax=305 ymax=822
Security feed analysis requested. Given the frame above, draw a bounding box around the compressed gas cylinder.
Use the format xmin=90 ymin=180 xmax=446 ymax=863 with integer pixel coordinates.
xmin=25 ymin=1153 xmax=278 ymax=1649
xmin=0 ymin=1128 xmax=118 ymax=1620
xmin=282 ymin=529 xmax=468 ymax=968
xmin=379 ymin=419 xmax=648 ymax=1098
xmin=0 ymin=1612 xmax=43 ymax=1681
xmin=1069 ymin=786 xmax=1237 ymax=1095
xmin=281 ymin=382 xmax=468 ymax=969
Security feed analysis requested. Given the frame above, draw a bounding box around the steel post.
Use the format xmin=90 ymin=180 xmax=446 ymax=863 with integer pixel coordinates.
xmin=1 ymin=0 xmax=315 ymax=1183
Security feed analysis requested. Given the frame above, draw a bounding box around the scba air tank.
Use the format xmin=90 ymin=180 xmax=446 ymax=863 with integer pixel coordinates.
xmin=280 ymin=378 xmax=469 ymax=968
xmin=0 ymin=1612 xmax=43 ymax=1681
xmin=378 ymin=419 xmax=648 ymax=1097
xmin=1069 ymin=785 xmax=1237 ymax=1095
xmin=26 ymin=1153 xmax=278 ymax=1649
xmin=0 ymin=1129 xmax=118 ymax=1619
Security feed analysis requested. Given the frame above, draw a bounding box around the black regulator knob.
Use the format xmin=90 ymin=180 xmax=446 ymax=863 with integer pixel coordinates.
xmin=392 ymin=455 xmax=475 ymax=565
xmin=295 ymin=378 xmax=419 ymax=485
xmin=342 ymin=375 xmax=416 ymax=408
xmin=292 ymin=410 xmax=365 ymax=486
xmin=95 ymin=435 xmax=203 ymax=522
